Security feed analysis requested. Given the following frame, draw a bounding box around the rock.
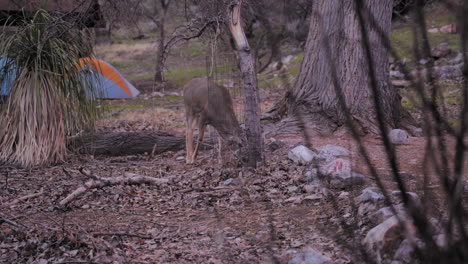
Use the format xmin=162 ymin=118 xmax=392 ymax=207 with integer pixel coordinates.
xmin=418 ymin=58 xmax=431 ymax=65
xmin=440 ymin=24 xmax=457 ymax=34
xmin=288 ymin=145 xmax=317 ymax=165
xmin=450 ymin=52 xmax=464 ymax=65
xmin=434 ymin=233 xmax=448 ymax=249
xmin=391 ymin=191 xmax=421 ymax=207
xmin=363 ymin=216 xmax=403 ymax=254
xmin=370 ymin=204 xmax=405 ymax=224
xmin=176 ymin=156 xmax=185 ymax=161
xmin=431 ymin=42 xmax=452 ymax=58
xmin=390 ymin=70 xmax=405 ymax=79
xmin=359 ymin=187 xmax=385 ymax=203
xmin=319 ymin=158 xmax=351 ymax=177
xmin=428 ymin=28 xmax=439 ymax=33
xmin=436 ymin=64 xmax=464 ymax=80
xmin=358 ymin=187 xmax=386 ymax=216
xmin=265 ymin=138 xmax=286 ymax=152
xmin=328 ymin=172 xmax=365 ymax=189
xmin=304 ymin=184 xmax=321 ymax=193
xmin=392 ymin=80 xmax=411 ymax=88
xmin=393 ymin=239 xmax=417 ymax=264
xmin=316 ymin=145 xmax=351 ymax=162
xmin=288 ymin=248 xmax=332 ymax=264
xmin=338 ymin=191 xmax=350 ymax=199
xmin=389 ymin=129 xmax=409 ymax=145
xmin=305 ymin=169 xmax=320 ymax=183
xmin=281 ymin=55 xmax=294 ymax=64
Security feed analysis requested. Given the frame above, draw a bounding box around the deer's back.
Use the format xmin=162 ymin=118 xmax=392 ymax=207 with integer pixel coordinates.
xmin=183 ymin=78 xmax=236 ymax=124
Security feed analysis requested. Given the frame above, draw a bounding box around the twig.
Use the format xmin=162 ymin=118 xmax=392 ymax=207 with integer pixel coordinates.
xmin=1 ymin=189 xmax=44 ymax=208
xmin=92 ymin=232 xmax=152 ymax=239
xmin=59 ymin=172 xmax=172 ymax=206
xmin=0 ymin=217 xmax=19 ymax=227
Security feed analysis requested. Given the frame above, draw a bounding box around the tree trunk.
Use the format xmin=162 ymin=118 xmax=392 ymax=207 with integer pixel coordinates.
xmin=228 ymin=0 xmax=263 ymax=168
xmin=154 ymin=0 xmax=170 ymax=84
xmin=269 ymin=0 xmax=415 ymax=135
xmin=71 ymin=131 xmax=213 ymax=156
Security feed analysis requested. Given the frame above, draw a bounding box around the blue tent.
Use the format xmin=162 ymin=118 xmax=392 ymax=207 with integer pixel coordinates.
xmin=0 ymin=57 xmax=18 ymax=96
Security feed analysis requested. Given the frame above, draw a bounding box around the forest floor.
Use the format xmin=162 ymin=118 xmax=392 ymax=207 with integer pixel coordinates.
xmin=1 ymin=4 xmax=468 ymax=264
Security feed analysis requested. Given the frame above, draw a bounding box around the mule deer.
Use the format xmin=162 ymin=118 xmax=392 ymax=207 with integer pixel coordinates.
xmin=183 ymin=77 xmax=243 ymax=164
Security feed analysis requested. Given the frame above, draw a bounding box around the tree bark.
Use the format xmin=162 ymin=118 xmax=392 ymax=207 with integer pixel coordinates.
xmin=228 ymin=0 xmax=263 ymax=167
xmin=71 ymin=131 xmax=214 ymax=156
xmin=154 ymin=0 xmax=171 ymax=84
xmin=269 ymin=0 xmax=415 ymax=135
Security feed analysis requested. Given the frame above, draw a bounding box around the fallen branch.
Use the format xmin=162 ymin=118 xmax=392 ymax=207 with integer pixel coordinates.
xmin=0 ymin=217 xmax=19 ymax=227
xmin=1 ymin=189 xmax=44 ymax=208
xmin=92 ymin=232 xmax=152 ymax=239
xmin=59 ymin=172 xmax=171 ymax=206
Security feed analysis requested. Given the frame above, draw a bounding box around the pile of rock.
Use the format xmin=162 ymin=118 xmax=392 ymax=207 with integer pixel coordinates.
xmin=288 ymin=144 xmax=366 ymax=191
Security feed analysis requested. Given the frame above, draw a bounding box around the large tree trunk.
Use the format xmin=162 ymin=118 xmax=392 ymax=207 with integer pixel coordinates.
xmin=228 ymin=0 xmax=263 ymax=167
xmin=268 ymin=0 xmax=415 ymax=135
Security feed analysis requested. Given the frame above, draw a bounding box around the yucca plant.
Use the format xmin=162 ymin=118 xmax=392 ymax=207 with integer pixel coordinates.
xmin=0 ymin=10 xmax=101 ymax=167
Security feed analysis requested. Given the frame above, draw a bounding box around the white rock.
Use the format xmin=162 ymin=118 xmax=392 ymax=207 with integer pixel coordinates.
xmin=319 ymin=158 xmax=351 ymax=176
xmin=281 ymin=55 xmax=294 ymax=64
xmin=363 ymin=216 xmax=401 ymax=252
xmin=359 ymin=187 xmax=385 ymax=203
xmin=288 ymin=145 xmax=317 ymax=165
xmin=389 ymin=129 xmax=409 ymax=145
xmin=316 ymin=145 xmax=351 ymax=161
xmin=288 ymin=248 xmax=332 ymax=264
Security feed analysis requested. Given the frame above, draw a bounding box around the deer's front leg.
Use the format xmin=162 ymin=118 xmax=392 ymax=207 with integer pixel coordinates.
xmin=191 ymin=120 xmax=205 ymax=162
xmin=186 ymin=118 xmax=195 ymax=164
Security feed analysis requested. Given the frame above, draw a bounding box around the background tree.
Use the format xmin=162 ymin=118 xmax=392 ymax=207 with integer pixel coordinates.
xmin=268 ymin=0 xmax=416 ymax=135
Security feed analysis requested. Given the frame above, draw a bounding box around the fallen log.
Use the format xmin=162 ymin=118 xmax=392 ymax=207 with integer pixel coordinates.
xmin=60 ymin=171 xmax=172 ymax=206
xmin=70 ymin=131 xmax=215 ymax=156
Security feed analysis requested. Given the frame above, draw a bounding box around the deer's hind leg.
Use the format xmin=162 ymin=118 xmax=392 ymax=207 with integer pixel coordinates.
xmin=185 ymin=116 xmax=198 ymax=164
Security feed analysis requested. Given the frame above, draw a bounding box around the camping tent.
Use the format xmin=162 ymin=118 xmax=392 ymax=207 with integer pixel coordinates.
xmin=0 ymin=57 xmax=139 ymax=99
xmin=0 ymin=57 xmax=18 ymax=96
xmin=77 ymin=58 xmax=140 ymax=99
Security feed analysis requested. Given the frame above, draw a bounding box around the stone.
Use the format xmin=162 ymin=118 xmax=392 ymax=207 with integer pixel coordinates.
xmin=391 ymin=191 xmax=421 ymax=207
xmin=390 ymin=70 xmax=405 ymax=79
xmin=319 ymin=158 xmax=351 ymax=177
xmin=328 ymin=172 xmax=365 ymax=189
xmin=358 ymin=187 xmax=386 ymax=216
xmin=392 ymin=80 xmax=411 ymax=88
xmin=363 ymin=216 xmax=403 ymax=254
xmin=305 ymin=169 xmax=320 ymax=183
xmin=316 ymin=145 xmax=351 ymax=162
xmin=288 ymin=145 xmax=317 ymax=165
xmin=418 ymin=58 xmax=431 ymax=65
xmin=436 ymin=64 xmax=464 ymax=80
xmin=431 ymin=42 xmax=452 ymax=58
xmin=359 ymin=187 xmax=385 ymax=203
xmin=304 ymin=184 xmax=321 ymax=193
xmin=393 ymin=239 xmax=424 ymax=264
xmin=265 ymin=138 xmax=286 ymax=152
xmin=288 ymin=248 xmax=332 ymax=264
xmin=370 ymin=204 xmax=405 ymax=224
xmin=389 ymin=129 xmax=409 ymax=145
xmin=440 ymin=24 xmax=457 ymax=34
xmin=281 ymin=55 xmax=294 ymax=64
xmin=450 ymin=52 xmax=464 ymax=65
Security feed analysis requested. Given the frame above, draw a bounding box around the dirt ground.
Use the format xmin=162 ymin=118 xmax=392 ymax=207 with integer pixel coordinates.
xmin=1 ymin=84 xmax=467 ymax=263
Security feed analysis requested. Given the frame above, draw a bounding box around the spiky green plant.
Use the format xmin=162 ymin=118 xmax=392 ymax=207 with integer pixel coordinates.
xmin=0 ymin=10 xmax=101 ymax=167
